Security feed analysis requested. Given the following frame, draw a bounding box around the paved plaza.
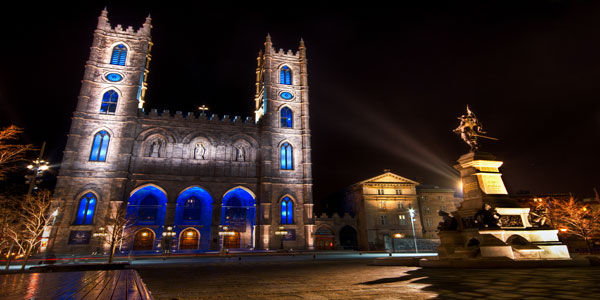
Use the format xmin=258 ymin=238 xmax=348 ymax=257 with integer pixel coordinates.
xmin=135 ymin=256 xmax=600 ymax=300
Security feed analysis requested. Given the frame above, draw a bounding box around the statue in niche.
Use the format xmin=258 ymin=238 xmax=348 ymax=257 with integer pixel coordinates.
xmin=473 ymin=203 xmax=502 ymax=228
xmin=236 ymin=146 xmax=246 ymax=162
xmin=150 ymin=140 xmax=161 ymax=158
xmin=194 ymin=143 xmax=206 ymax=160
xmin=453 ymin=105 xmax=497 ymax=151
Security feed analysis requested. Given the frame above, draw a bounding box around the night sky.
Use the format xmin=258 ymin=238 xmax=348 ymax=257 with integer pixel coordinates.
xmin=1 ymin=1 xmax=599 ymax=206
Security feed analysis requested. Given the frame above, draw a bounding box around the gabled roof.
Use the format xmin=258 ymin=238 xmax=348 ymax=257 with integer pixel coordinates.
xmin=352 ymin=172 xmax=420 ymax=187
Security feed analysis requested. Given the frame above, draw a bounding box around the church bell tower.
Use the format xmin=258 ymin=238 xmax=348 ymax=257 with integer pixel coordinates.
xmin=255 ymin=35 xmax=315 ymax=250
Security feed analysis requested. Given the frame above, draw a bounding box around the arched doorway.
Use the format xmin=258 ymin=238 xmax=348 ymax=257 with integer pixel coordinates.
xmin=315 ymin=226 xmax=335 ymax=250
xmin=133 ymin=229 xmax=155 ymax=250
xmin=221 ymin=187 xmax=256 ymax=249
xmin=179 ymin=228 xmax=200 ymax=250
xmin=175 ymin=187 xmax=213 ymax=250
xmin=339 ymin=226 xmax=358 ymax=250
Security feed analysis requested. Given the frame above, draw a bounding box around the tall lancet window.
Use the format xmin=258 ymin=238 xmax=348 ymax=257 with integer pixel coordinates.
xmin=100 ymin=90 xmax=118 ymax=114
xmin=280 ymin=66 xmax=292 ymax=85
xmin=280 ymin=107 xmax=293 ymax=128
xmin=75 ymin=193 xmax=96 ymax=225
xmin=280 ymin=142 xmax=293 ymax=170
xmin=90 ymin=130 xmax=110 ymax=162
xmin=281 ymin=197 xmax=293 ymax=224
xmin=110 ymin=44 xmax=127 ymax=66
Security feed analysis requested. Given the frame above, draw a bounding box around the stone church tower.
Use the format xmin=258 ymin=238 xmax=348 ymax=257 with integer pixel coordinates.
xmin=49 ymin=9 xmax=314 ymax=254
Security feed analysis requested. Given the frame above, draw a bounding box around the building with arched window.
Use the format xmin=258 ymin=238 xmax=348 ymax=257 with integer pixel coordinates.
xmin=49 ymin=9 xmax=314 ymax=255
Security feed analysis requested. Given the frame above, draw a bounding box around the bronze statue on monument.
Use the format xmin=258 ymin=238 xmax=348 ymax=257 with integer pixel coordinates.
xmin=453 ymin=105 xmax=498 ymax=151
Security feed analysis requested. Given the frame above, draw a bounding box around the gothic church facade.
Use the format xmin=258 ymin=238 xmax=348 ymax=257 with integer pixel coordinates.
xmin=49 ymin=9 xmax=314 ymax=254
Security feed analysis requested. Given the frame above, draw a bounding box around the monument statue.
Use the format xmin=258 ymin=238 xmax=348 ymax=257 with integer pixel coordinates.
xmin=473 ymin=203 xmax=502 ymax=228
xmin=529 ymin=198 xmax=550 ymax=227
xmin=236 ymin=146 xmax=245 ymax=162
xmin=453 ymin=105 xmax=497 ymax=151
xmin=194 ymin=143 xmax=206 ymax=159
xmin=150 ymin=140 xmax=161 ymax=158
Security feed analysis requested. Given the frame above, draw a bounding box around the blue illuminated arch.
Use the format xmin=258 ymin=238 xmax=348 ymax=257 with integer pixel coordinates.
xmin=90 ymin=130 xmax=110 ymax=162
xmin=75 ymin=193 xmax=96 ymax=225
xmin=110 ymin=44 xmax=127 ymax=66
xmin=175 ymin=187 xmax=213 ymax=225
xmin=221 ymin=187 xmax=256 ymax=227
xmin=280 ymin=66 xmax=292 ymax=85
xmin=280 ymin=142 xmax=293 ymax=170
xmin=127 ymin=185 xmax=167 ymax=226
xmin=280 ymin=107 xmax=292 ymax=128
xmin=100 ymin=90 xmax=119 ymax=114
xmin=280 ymin=196 xmax=293 ymax=224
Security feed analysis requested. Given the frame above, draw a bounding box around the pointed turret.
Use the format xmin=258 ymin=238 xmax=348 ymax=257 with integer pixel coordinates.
xmin=141 ymin=13 xmax=152 ymax=36
xmin=97 ymin=7 xmax=109 ymax=29
xmin=299 ymin=37 xmax=306 ymax=58
xmin=264 ymin=33 xmax=273 ymax=54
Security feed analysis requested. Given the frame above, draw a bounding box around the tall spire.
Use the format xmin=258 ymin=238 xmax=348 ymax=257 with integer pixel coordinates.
xmin=141 ymin=13 xmax=152 ymax=36
xmin=264 ymin=33 xmax=273 ymax=54
xmin=299 ymin=37 xmax=306 ymax=58
xmin=97 ymin=7 xmax=109 ymax=29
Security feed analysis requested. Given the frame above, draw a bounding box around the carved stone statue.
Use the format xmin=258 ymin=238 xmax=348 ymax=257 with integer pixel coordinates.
xmin=150 ymin=140 xmax=161 ymax=158
xmin=236 ymin=146 xmax=245 ymax=162
xmin=194 ymin=143 xmax=206 ymax=160
xmin=453 ymin=106 xmax=497 ymax=151
xmin=529 ymin=199 xmax=549 ymax=227
xmin=474 ymin=203 xmax=502 ymax=228
xmin=437 ymin=211 xmax=458 ymax=231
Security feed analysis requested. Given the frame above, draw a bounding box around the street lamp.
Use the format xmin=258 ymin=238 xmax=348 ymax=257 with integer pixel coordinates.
xmin=408 ymin=208 xmax=419 ymax=254
xmin=274 ymin=226 xmax=288 ymax=250
xmin=26 ymin=142 xmax=50 ymax=197
xmin=161 ymin=226 xmax=176 ymax=257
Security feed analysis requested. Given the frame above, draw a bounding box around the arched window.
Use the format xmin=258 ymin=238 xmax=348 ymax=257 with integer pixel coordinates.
xmin=280 ymin=142 xmax=293 ymax=170
xmin=90 ymin=130 xmax=110 ymax=162
xmin=182 ymin=196 xmax=202 ymax=221
xmin=75 ymin=193 xmax=96 ymax=225
xmin=138 ymin=195 xmax=158 ymax=222
xmin=280 ymin=66 xmax=292 ymax=85
xmin=110 ymin=44 xmax=127 ymax=66
xmin=281 ymin=197 xmax=293 ymax=224
xmin=100 ymin=90 xmax=118 ymax=114
xmin=280 ymin=107 xmax=293 ymax=128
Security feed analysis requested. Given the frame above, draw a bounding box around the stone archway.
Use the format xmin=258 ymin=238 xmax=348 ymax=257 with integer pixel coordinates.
xmin=179 ymin=228 xmax=200 ymax=250
xmin=133 ymin=228 xmax=155 ymax=250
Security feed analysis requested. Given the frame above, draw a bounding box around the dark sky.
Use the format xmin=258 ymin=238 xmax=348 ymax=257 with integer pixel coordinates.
xmin=1 ymin=1 xmax=599 ymax=204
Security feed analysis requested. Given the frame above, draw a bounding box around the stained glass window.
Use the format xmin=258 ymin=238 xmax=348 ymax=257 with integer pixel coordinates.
xmin=90 ymin=130 xmax=110 ymax=161
xmin=139 ymin=195 xmax=158 ymax=221
xmin=183 ymin=196 xmax=201 ymax=221
xmin=100 ymin=90 xmax=118 ymax=114
xmin=110 ymin=44 xmax=127 ymax=66
xmin=280 ymin=142 xmax=293 ymax=170
xmin=281 ymin=197 xmax=293 ymax=224
xmin=280 ymin=66 xmax=292 ymax=85
xmin=280 ymin=107 xmax=292 ymax=128
xmin=75 ymin=193 xmax=96 ymax=225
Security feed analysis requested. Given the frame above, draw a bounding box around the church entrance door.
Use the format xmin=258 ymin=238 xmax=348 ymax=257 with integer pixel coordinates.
xmin=179 ymin=228 xmax=200 ymax=250
xmin=133 ymin=229 xmax=155 ymax=250
xmin=224 ymin=231 xmax=240 ymax=249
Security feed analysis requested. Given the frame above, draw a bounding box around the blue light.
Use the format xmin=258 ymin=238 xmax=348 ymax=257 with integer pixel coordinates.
xmin=280 ymin=66 xmax=292 ymax=85
xmin=100 ymin=90 xmax=118 ymax=114
xmin=110 ymin=44 xmax=127 ymax=66
xmin=280 ymin=92 xmax=293 ymax=100
xmin=280 ymin=143 xmax=293 ymax=170
xmin=75 ymin=193 xmax=96 ymax=225
xmin=128 ymin=186 xmax=167 ymax=225
xmin=176 ymin=187 xmax=213 ymax=225
xmin=106 ymin=73 xmax=123 ymax=82
xmin=221 ymin=187 xmax=256 ymax=228
xmin=90 ymin=131 xmax=109 ymax=161
xmin=280 ymin=107 xmax=293 ymax=128
xmin=281 ymin=197 xmax=293 ymax=224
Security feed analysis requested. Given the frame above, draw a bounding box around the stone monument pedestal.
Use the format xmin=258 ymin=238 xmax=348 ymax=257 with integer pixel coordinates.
xmin=437 ymin=151 xmax=570 ymax=260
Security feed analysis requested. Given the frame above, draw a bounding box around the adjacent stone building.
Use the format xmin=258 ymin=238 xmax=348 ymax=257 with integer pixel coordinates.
xmin=48 ymin=9 xmax=314 ymax=254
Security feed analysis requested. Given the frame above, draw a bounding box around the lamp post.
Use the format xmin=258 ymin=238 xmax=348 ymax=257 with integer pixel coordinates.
xmin=92 ymin=226 xmax=108 ymax=256
xmin=26 ymin=142 xmax=49 ymax=197
xmin=274 ymin=226 xmax=288 ymax=250
xmin=408 ymin=208 xmax=419 ymax=254
xmin=162 ymin=226 xmax=176 ymax=258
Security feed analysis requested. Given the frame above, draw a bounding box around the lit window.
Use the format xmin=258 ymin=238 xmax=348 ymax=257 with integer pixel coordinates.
xmin=281 ymin=197 xmax=293 ymax=224
xmin=398 ymin=214 xmax=406 ymax=225
xmin=110 ymin=44 xmax=127 ymax=66
xmin=377 ymin=189 xmax=384 ymax=195
xmin=379 ymin=201 xmax=386 ymax=209
xmin=280 ymin=107 xmax=293 ymax=128
xmin=396 ymin=189 xmax=402 ymax=195
xmin=75 ymin=193 xmax=96 ymax=225
xmin=380 ymin=215 xmax=388 ymax=225
xmin=280 ymin=66 xmax=292 ymax=85
xmin=398 ymin=202 xmax=404 ymax=210
xmin=90 ymin=130 xmax=110 ymax=162
xmin=280 ymin=142 xmax=293 ymax=170
xmin=100 ymin=90 xmax=118 ymax=114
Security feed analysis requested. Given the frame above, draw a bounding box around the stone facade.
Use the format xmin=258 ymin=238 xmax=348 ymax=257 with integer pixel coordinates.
xmin=48 ymin=9 xmax=314 ymax=254
xmin=417 ymin=187 xmax=461 ymax=239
